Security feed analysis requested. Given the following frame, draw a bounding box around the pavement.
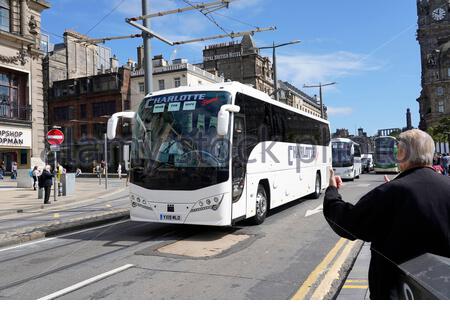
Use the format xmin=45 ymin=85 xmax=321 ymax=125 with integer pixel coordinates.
xmin=0 ymin=178 xmax=130 ymax=248
xmin=336 ymin=242 xmax=371 ymax=300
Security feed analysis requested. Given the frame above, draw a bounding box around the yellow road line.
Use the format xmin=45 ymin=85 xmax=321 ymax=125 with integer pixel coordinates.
xmin=310 ymin=240 xmax=357 ymax=300
xmin=345 ymin=279 xmax=368 ymax=283
xmin=291 ymin=238 xmax=347 ymax=300
xmin=342 ymin=285 xmax=368 ymax=289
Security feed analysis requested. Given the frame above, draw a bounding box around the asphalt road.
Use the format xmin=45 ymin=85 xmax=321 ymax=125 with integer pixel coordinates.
xmin=0 ymin=174 xmax=390 ymax=300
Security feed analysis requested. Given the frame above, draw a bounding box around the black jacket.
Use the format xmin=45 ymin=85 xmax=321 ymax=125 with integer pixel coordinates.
xmin=323 ymin=167 xmax=450 ymax=299
xmin=39 ymin=170 xmax=53 ymax=188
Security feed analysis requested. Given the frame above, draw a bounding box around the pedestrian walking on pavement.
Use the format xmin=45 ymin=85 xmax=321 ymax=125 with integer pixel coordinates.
xmin=31 ymin=166 xmax=40 ymax=190
xmin=39 ymin=165 xmax=54 ymax=204
xmin=323 ymin=129 xmax=450 ymax=299
xmin=442 ymin=153 xmax=450 ymax=176
xmin=117 ymin=163 xmax=122 ymax=180
xmin=0 ymin=161 xmax=4 ymax=180
xmin=11 ymin=161 xmax=17 ymax=180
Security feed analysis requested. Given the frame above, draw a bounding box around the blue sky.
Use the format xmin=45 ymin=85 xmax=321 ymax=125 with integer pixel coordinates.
xmin=42 ymin=0 xmax=421 ymax=136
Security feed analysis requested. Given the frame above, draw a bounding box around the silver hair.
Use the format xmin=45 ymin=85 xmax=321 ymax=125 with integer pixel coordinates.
xmin=45 ymin=165 xmax=51 ymax=171
xmin=398 ymin=129 xmax=435 ymax=166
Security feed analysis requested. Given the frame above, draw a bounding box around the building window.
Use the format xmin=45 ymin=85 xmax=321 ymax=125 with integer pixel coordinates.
xmin=448 ymin=68 xmax=450 ymax=78
xmin=174 ymin=77 xmax=181 ymax=88
xmin=92 ymin=101 xmax=116 ymax=117
xmin=158 ymin=79 xmax=165 ymax=90
xmin=437 ymin=87 xmax=444 ymax=96
xmin=438 ymin=101 xmax=445 ymax=113
xmin=139 ymin=82 xmax=145 ymax=93
xmin=53 ymin=106 xmax=73 ymax=122
xmin=80 ymin=124 xmax=88 ymax=138
xmin=0 ymin=70 xmax=29 ymax=121
xmin=80 ymin=104 xmax=87 ymax=119
xmin=0 ymin=0 xmax=10 ymax=32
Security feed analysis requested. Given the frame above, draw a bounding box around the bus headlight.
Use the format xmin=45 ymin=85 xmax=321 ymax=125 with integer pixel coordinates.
xmin=232 ymin=177 xmax=245 ymax=203
xmin=191 ymin=194 xmax=224 ymax=212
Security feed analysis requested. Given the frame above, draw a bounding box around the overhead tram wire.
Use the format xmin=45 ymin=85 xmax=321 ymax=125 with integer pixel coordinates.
xmin=209 ymin=11 xmax=258 ymax=28
xmin=85 ymin=0 xmax=126 ymax=35
xmin=180 ymin=0 xmax=232 ymax=38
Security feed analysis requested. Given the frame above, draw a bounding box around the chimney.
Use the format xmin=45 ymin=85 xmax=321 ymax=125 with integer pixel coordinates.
xmin=110 ymin=55 xmax=119 ymax=72
xmin=358 ymin=128 xmax=364 ymax=137
xmin=127 ymin=58 xmax=135 ymax=69
xmin=406 ymin=108 xmax=412 ymax=130
xmin=137 ymin=45 xmax=144 ymax=70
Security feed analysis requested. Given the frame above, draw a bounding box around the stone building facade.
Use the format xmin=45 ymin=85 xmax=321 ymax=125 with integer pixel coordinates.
xmin=130 ymin=53 xmax=224 ymax=110
xmin=48 ymin=67 xmax=132 ymax=171
xmin=43 ymin=30 xmax=115 ymax=136
xmin=417 ymin=0 xmax=450 ymax=130
xmin=202 ymin=35 xmax=274 ymax=95
xmin=0 ymin=0 xmax=49 ymax=185
xmin=278 ymin=81 xmax=325 ymax=118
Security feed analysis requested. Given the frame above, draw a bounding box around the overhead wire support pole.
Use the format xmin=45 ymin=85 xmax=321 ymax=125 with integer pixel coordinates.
xmin=141 ymin=0 xmax=152 ymax=95
xmin=125 ymin=19 xmax=174 ymax=45
xmin=304 ymin=82 xmax=337 ymax=119
xmin=128 ymin=0 xmax=233 ymax=21
xmin=258 ymin=40 xmax=301 ymax=101
xmin=75 ymin=34 xmax=142 ymax=45
xmin=173 ymin=27 xmax=276 ymax=45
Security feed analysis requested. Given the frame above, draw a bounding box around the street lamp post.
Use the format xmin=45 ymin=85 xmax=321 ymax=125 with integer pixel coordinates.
xmin=304 ymin=82 xmax=337 ymax=119
xmin=259 ymin=40 xmax=301 ymax=101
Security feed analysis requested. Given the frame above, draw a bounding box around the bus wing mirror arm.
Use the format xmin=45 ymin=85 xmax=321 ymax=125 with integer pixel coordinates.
xmin=107 ymin=111 xmax=136 ymax=140
xmin=217 ymin=104 xmax=240 ymax=136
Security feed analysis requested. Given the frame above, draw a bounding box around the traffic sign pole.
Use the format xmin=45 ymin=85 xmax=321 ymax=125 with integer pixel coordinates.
xmin=54 ymin=151 xmax=57 ymax=202
xmin=46 ymin=129 xmax=64 ymax=203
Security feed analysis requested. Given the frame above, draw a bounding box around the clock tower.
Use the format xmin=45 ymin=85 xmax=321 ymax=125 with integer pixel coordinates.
xmin=417 ymin=0 xmax=450 ymax=130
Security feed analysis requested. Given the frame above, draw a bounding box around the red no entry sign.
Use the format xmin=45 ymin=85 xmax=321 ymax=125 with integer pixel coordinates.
xmin=47 ymin=129 xmax=64 ymax=145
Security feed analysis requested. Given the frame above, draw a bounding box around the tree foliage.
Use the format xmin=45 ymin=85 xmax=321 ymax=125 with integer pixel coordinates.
xmin=427 ymin=116 xmax=450 ymax=142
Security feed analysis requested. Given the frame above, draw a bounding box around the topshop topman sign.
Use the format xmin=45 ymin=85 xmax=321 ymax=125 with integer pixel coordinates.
xmin=0 ymin=125 xmax=32 ymax=148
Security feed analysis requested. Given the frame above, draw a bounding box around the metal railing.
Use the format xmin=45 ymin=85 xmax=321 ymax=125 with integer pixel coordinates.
xmin=0 ymin=103 xmax=32 ymax=121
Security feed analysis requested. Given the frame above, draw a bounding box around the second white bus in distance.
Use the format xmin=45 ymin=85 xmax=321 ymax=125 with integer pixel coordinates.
xmin=331 ymin=138 xmax=362 ymax=180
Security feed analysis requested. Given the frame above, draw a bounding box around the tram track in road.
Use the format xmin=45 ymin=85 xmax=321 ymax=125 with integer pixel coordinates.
xmin=0 ymin=222 xmax=193 ymax=296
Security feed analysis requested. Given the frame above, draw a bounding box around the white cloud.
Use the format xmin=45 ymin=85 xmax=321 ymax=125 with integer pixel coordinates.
xmin=327 ymin=107 xmax=353 ymax=116
xmin=277 ymin=51 xmax=382 ymax=87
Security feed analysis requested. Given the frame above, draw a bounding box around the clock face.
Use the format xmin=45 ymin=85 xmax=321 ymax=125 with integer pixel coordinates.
xmin=432 ymin=7 xmax=446 ymax=21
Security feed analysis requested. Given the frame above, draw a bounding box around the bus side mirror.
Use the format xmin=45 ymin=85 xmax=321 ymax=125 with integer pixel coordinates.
xmin=107 ymin=111 xmax=136 ymax=140
xmin=107 ymin=117 xmax=119 ymax=140
xmin=217 ymin=104 xmax=240 ymax=136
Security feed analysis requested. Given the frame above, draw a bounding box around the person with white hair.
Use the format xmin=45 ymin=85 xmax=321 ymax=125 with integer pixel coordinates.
xmin=323 ymin=129 xmax=450 ymax=299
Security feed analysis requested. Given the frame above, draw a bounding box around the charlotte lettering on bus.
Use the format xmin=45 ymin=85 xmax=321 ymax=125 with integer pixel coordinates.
xmin=150 ymin=94 xmax=207 ymax=104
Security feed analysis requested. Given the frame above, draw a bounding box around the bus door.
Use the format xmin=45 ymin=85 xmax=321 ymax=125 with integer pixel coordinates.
xmin=231 ymin=114 xmax=247 ymax=221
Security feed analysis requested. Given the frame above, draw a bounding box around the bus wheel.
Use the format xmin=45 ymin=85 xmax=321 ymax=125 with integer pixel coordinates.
xmin=310 ymin=173 xmax=321 ymax=199
xmin=250 ymin=184 xmax=268 ymax=225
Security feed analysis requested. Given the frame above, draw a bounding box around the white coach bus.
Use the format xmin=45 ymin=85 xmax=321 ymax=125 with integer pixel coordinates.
xmin=108 ymin=82 xmax=331 ymax=226
xmin=331 ymin=138 xmax=362 ymax=180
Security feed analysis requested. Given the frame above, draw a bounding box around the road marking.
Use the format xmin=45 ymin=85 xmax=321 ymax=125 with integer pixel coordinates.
xmin=355 ymin=184 xmax=371 ymax=188
xmin=310 ymin=240 xmax=357 ymax=299
xmin=305 ymin=204 xmax=323 ymax=217
xmin=0 ymin=220 xmax=128 ymax=253
xmin=38 ymin=264 xmax=134 ymax=300
xmin=342 ymin=285 xmax=368 ymax=289
xmin=291 ymin=238 xmax=347 ymax=300
xmin=53 ymin=213 xmax=60 ymax=219
xmin=345 ymin=279 xmax=367 ymax=283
